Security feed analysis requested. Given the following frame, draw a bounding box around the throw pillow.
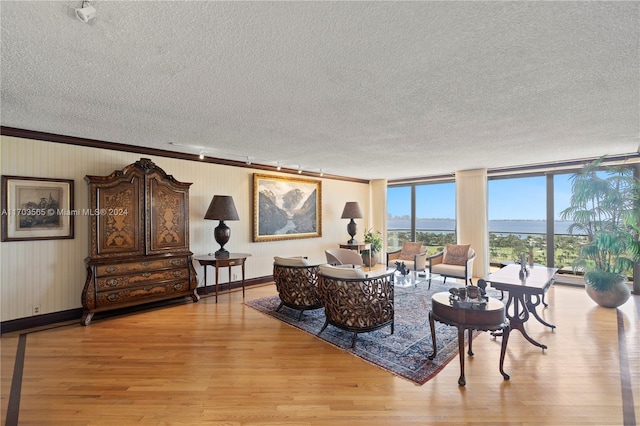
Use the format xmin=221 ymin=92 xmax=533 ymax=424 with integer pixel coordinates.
xmin=398 ymin=241 xmax=423 ymax=261
xmin=274 ymin=256 xmax=310 ymax=267
xmin=443 ymin=244 xmax=470 ymax=266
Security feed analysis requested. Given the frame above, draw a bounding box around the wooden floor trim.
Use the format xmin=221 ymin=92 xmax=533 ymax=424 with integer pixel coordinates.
xmin=619 ymin=299 xmax=637 ymax=426
xmin=5 ymin=334 xmax=26 ymax=426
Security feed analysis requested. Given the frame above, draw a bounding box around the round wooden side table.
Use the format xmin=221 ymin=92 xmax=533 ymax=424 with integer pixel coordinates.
xmin=429 ymin=291 xmax=510 ymax=386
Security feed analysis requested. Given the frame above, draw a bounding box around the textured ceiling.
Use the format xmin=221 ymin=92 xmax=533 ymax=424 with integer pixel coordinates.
xmin=1 ymin=1 xmax=639 ymax=180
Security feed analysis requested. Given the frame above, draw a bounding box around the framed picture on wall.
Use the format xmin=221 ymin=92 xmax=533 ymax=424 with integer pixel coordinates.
xmin=1 ymin=176 xmax=74 ymax=241
xmin=253 ymin=173 xmax=322 ymax=242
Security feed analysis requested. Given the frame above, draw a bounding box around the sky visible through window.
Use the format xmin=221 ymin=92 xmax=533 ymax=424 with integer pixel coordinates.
xmin=388 ymin=174 xmax=574 ymax=221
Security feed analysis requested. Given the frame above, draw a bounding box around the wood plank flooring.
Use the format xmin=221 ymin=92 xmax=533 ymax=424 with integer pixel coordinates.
xmin=1 ymin=280 xmax=638 ymax=425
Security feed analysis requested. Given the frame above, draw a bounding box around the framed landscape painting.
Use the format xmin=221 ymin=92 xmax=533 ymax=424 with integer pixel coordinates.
xmin=253 ymin=174 xmax=322 ymax=242
xmin=1 ymin=176 xmax=74 ymax=241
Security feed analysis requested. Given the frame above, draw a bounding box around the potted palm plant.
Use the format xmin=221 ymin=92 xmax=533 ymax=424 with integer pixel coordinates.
xmin=560 ymin=157 xmax=640 ymax=308
xmin=362 ymin=229 xmax=383 ymax=267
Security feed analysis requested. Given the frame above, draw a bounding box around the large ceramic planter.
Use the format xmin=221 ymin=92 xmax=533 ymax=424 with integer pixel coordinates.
xmin=362 ymin=252 xmax=379 ymax=267
xmin=585 ymin=276 xmax=631 ymax=308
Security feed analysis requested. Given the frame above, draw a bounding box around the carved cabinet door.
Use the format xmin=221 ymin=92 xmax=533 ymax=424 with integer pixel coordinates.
xmin=92 ymin=173 xmax=145 ymax=257
xmin=146 ymin=173 xmax=190 ymax=255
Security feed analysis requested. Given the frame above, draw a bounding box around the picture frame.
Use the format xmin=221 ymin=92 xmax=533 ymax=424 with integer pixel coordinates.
xmin=1 ymin=176 xmax=74 ymax=241
xmin=253 ymin=173 xmax=322 ymax=242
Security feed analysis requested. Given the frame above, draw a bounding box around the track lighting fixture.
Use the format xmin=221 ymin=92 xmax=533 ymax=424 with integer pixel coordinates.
xmin=166 ymin=142 xmax=326 ymax=177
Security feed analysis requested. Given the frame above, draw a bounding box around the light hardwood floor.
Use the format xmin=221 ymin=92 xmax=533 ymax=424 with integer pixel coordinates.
xmin=2 ymin=279 xmax=638 ymax=425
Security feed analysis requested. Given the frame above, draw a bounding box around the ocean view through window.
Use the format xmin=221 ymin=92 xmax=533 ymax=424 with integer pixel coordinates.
xmin=388 ymin=165 xmax=635 ymax=281
xmin=387 ymin=182 xmax=456 ymax=253
xmin=388 ymin=173 xmax=590 ymax=274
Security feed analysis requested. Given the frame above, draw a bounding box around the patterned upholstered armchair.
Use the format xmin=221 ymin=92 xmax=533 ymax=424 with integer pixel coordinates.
xmin=317 ymin=264 xmax=395 ymax=348
xmin=428 ymin=244 xmax=476 ymax=287
xmin=273 ymin=256 xmax=323 ymax=321
xmin=386 ymin=241 xmax=428 ymax=272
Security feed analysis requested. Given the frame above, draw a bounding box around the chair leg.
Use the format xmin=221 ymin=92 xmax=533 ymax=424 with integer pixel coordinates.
xmin=297 ymin=309 xmax=304 ymax=321
xmin=276 ymin=301 xmax=284 ymax=312
xmin=318 ymin=319 xmax=329 ymax=335
xmin=351 ymin=332 xmax=358 ymax=348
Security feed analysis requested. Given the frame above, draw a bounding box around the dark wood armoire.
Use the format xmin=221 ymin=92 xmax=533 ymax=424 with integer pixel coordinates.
xmin=81 ymin=158 xmax=199 ymax=325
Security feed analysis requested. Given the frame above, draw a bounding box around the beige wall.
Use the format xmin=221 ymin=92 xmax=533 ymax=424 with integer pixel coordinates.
xmin=0 ymin=136 xmax=371 ymax=322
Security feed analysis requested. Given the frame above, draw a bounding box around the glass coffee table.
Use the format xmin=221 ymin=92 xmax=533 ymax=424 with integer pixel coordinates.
xmin=390 ymin=269 xmax=440 ymax=289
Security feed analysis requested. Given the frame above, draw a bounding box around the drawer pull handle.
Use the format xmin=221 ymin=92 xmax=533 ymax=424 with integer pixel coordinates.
xmin=173 ymin=283 xmax=183 ymax=290
xmin=142 ymin=272 xmax=151 ymax=278
xmin=107 ymin=294 xmax=119 ymax=302
xmin=141 ymin=261 xmax=150 ymax=267
xmin=106 ymin=266 xmax=117 ymax=273
xmin=106 ymin=279 xmax=118 ymax=287
xmin=171 ymin=259 xmax=183 ymax=266
xmin=173 ymin=271 xmax=183 ymax=277
xmin=228 ymin=261 xmax=236 ymax=265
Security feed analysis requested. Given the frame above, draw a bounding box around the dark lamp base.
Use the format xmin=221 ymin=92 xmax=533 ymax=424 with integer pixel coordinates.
xmin=347 ymin=239 xmax=357 ymax=245
xmin=215 ymin=249 xmax=230 ymax=257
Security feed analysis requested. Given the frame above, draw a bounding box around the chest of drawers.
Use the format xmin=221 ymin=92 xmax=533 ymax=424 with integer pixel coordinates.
xmin=82 ymin=255 xmax=196 ymax=324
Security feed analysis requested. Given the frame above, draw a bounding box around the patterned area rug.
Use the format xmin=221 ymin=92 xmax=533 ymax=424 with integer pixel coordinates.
xmin=245 ymin=278 xmax=497 ymax=385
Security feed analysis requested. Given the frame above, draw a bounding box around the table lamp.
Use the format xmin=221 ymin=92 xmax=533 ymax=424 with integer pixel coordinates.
xmin=341 ymin=201 xmax=363 ymax=244
xmin=204 ymin=195 xmax=239 ymax=257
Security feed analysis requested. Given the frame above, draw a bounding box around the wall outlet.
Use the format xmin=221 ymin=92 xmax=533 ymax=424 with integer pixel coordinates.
xmin=33 ymin=305 xmax=40 ymax=315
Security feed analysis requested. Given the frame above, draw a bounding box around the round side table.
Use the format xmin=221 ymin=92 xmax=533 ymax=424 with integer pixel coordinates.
xmin=429 ymin=291 xmax=510 ymax=386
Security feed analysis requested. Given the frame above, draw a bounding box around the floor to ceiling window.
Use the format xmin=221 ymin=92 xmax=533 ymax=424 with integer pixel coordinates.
xmin=389 ymin=160 xmax=636 ymax=282
xmin=387 ymin=182 xmax=456 ymax=253
xmin=553 ymin=173 xmax=588 ymax=272
xmin=387 ymin=185 xmax=412 ymax=251
xmin=488 ymin=175 xmax=547 ymax=266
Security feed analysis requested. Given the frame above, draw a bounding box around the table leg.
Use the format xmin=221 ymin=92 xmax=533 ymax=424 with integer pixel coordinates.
xmin=203 ymin=265 xmax=208 ymax=294
xmin=467 ymin=328 xmax=474 ymax=356
xmin=428 ymin=312 xmax=437 ymax=360
xmin=215 ymin=265 xmax=219 ymax=303
xmin=506 ymin=292 xmax=547 ymax=350
xmin=526 ymin=294 xmax=556 ymax=330
xmin=458 ymin=327 xmax=466 ymax=386
xmin=499 ymin=323 xmax=510 ymax=380
xmin=241 ymin=262 xmax=246 ymax=298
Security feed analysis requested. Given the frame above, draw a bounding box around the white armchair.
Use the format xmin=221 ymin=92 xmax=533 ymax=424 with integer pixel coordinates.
xmin=428 ymin=244 xmax=475 ymax=287
xmin=325 ymin=248 xmax=364 ymax=268
xmin=386 ymin=241 xmax=428 ymax=272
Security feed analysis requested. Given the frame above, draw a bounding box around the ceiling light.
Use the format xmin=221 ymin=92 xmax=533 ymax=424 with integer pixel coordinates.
xmin=297 ymin=166 xmax=302 ymax=174
xmin=276 ymin=162 xmax=281 ymax=171
xmin=75 ymin=0 xmax=96 ymax=23
xmin=199 ymin=151 xmax=205 ymax=160
xmin=319 ymin=169 xmax=324 ymax=177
